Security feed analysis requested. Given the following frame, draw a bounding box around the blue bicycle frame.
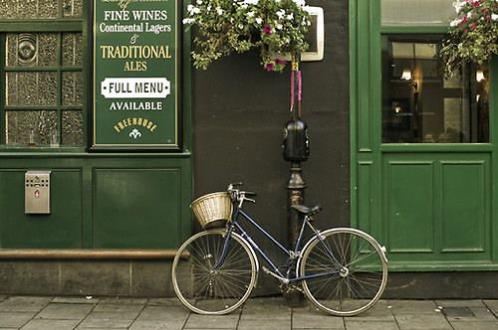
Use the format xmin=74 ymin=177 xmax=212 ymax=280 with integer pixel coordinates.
xmin=215 ymin=204 xmax=343 ymax=283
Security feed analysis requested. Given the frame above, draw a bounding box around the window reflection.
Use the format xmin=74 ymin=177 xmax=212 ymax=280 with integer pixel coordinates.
xmin=382 ymin=35 xmax=489 ymax=143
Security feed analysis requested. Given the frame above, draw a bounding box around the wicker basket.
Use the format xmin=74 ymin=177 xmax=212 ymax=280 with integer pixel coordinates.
xmin=190 ymin=192 xmax=233 ymax=228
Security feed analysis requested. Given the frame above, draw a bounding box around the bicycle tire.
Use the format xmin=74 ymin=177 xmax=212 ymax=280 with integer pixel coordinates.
xmin=172 ymin=229 xmax=257 ymax=315
xmin=298 ymin=228 xmax=388 ymax=316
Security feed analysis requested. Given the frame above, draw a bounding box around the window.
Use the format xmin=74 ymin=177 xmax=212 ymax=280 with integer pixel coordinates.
xmin=381 ymin=0 xmax=454 ymax=26
xmin=382 ymin=35 xmax=489 ymax=144
xmin=0 ymin=0 xmax=84 ymax=149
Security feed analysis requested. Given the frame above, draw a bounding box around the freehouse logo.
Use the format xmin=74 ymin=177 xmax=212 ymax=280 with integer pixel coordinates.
xmin=113 ymin=117 xmax=158 ymax=139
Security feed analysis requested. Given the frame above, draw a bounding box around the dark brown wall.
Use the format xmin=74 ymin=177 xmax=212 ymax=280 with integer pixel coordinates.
xmin=192 ymin=0 xmax=349 ymax=258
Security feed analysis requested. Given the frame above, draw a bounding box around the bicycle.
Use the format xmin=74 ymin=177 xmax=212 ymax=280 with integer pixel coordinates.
xmin=172 ymin=183 xmax=388 ymax=316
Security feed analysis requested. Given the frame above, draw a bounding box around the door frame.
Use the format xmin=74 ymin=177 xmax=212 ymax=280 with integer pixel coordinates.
xmin=349 ymin=0 xmax=498 ymax=271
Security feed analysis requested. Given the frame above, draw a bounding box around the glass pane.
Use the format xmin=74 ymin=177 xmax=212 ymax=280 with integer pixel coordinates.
xmin=63 ymin=0 xmax=83 ymax=17
xmin=38 ymin=34 xmax=58 ymax=66
xmin=62 ymin=72 xmax=83 ymax=106
xmin=18 ymin=0 xmax=38 ymax=19
xmin=62 ymin=111 xmax=84 ymax=146
xmin=382 ymin=0 xmax=454 ymax=26
xmin=382 ymin=35 xmax=489 ymax=143
xmin=5 ymin=33 xmax=57 ymax=67
xmin=6 ymin=72 xmax=58 ymax=106
xmin=5 ymin=111 xmax=58 ymax=146
xmin=38 ymin=0 xmax=59 ymax=18
xmin=0 ymin=0 xmax=58 ymax=19
xmin=62 ymin=33 xmax=83 ymax=66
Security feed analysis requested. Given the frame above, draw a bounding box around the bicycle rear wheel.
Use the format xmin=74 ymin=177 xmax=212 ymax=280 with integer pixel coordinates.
xmin=299 ymin=228 xmax=388 ymax=316
xmin=172 ymin=229 xmax=257 ymax=315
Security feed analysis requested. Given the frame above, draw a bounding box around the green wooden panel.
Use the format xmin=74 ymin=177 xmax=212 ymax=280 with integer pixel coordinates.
xmin=93 ymin=168 xmax=182 ymax=248
xmin=357 ymin=162 xmax=372 ymax=234
xmin=0 ymin=169 xmax=82 ymax=248
xmin=441 ymin=161 xmax=488 ymax=253
xmin=356 ymin=0 xmax=372 ymax=151
xmin=387 ymin=161 xmax=434 ymax=253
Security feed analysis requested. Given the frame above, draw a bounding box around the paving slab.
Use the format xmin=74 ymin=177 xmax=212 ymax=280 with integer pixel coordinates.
xmin=148 ymin=298 xmax=183 ymax=306
xmin=0 ymin=296 xmax=52 ymax=312
xmin=78 ymin=313 xmax=135 ymax=328
xmin=77 ymin=328 xmax=127 ymax=330
xmin=238 ymin=318 xmax=291 ymax=330
xmin=129 ymin=320 xmax=187 ymax=330
xmin=387 ymin=300 xmax=438 ymax=315
xmin=93 ymin=303 xmax=144 ymax=313
xmin=99 ymin=297 xmax=148 ymax=305
xmin=484 ymin=300 xmax=498 ymax=314
xmin=76 ymin=328 xmax=128 ymax=330
xmin=450 ymin=321 xmax=498 ymax=330
xmin=136 ymin=305 xmax=189 ymax=322
xmin=292 ymin=312 xmax=344 ymax=329
xmin=242 ymin=298 xmax=291 ymax=314
xmin=345 ymin=320 xmax=398 ymax=330
xmin=395 ymin=314 xmax=452 ymax=330
xmin=185 ymin=314 xmax=240 ymax=329
xmin=241 ymin=298 xmax=291 ymax=320
xmin=36 ymin=303 xmax=93 ymax=320
xmin=20 ymin=319 xmax=80 ymax=330
xmin=435 ymin=300 xmax=485 ymax=308
xmin=342 ymin=302 xmax=395 ymax=322
xmin=0 ymin=312 xmax=36 ymax=328
xmin=443 ymin=306 xmax=496 ymax=322
xmin=52 ymin=297 xmax=99 ymax=304
xmin=239 ymin=313 xmax=291 ymax=323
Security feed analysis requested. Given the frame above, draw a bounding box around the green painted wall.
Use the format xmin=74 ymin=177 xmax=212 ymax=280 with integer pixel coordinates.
xmin=0 ymin=155 xmax=192 ymax=249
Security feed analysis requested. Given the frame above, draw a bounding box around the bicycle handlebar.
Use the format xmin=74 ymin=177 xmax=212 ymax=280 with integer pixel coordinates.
xmin=227 ymin=183 xmax=257 ymax=204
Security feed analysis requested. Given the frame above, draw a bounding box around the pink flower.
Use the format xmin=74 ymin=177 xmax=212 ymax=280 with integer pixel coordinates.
xmin=275 ymin=58 xmax=287 ymax=65
xmin=470 ymin=22 xmax=477 ymax=30
xmin=263 ymin=24 xmax=272 ymax=35
xmin=265 ymin=63 xmax=274 ymax=71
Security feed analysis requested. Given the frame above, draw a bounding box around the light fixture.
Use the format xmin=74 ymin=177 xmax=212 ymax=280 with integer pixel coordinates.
xmin=476 ymin=70 xmax=485 ymax=83
xmin=401 ymin=68 xmax=412 ymax=81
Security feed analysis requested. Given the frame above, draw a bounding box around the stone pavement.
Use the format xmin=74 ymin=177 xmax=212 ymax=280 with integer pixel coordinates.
xmin=1 ymin=295 xmax=498 ymax=330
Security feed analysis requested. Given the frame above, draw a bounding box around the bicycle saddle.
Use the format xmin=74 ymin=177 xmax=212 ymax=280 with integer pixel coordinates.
xmin=291 ymin=204 xmax=322 ymax=216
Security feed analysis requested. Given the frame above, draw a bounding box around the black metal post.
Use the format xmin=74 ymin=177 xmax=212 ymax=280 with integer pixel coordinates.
xmin=282 ymin=54 xmax=307 ymax=306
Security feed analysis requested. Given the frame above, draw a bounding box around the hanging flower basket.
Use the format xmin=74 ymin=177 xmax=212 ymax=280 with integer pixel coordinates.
xmin=182 ymin=0 xmax=312 ymax=72
xmin=440 ymin=0 xmax=498 ymax=76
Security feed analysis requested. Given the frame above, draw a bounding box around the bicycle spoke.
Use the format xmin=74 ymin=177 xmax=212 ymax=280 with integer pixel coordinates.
xmin=172 ymin=230 xmax=256 ymax=314
xmin=300 ymin=229 xmax=387 ymax=316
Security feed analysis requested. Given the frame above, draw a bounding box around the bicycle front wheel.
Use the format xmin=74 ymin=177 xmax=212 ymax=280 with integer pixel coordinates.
xmin=172 ymin=229 xmax=257 ymax=315
xmin=299 ymin=228 xmax=388 ymax=316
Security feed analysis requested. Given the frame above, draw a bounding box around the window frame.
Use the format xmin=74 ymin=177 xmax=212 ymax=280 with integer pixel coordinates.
xmin=381 ymin=33 xmax=489 ymax=144
xmin=0 ymin=7 xmax=88 ymax=152
xmin=378 ymin=14 xmax=495 ymax=151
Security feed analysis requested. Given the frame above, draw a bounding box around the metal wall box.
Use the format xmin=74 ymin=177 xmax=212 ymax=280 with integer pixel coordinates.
xmin=25 ymin=171 xmax=51 ymax=214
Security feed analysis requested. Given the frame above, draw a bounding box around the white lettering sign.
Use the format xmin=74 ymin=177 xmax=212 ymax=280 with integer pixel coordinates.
xmin=101 ymin=78 xmax=171 ymax=99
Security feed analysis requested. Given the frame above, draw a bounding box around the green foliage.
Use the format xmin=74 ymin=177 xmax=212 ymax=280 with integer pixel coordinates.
xmin=441 ymin=0 xmax=498 ymax=76
xmin=183 ymin=0 xmax=311 ymax=72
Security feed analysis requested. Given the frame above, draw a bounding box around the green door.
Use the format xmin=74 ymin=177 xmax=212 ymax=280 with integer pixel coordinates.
xmin=350 ymin=0 xmax=498 ymax=270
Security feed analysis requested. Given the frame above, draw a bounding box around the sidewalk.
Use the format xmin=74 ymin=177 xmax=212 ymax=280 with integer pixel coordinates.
xmin=0 ymin=296 xmax=497 ymax=330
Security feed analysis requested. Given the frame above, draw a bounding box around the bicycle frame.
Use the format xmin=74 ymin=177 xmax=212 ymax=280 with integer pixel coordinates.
xmin=215 ymin=204 xmax=342 ymax=283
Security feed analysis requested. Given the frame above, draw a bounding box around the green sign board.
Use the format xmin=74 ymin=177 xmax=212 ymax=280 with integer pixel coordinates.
xmin=93 ymin=0 xmax=179 ymax=149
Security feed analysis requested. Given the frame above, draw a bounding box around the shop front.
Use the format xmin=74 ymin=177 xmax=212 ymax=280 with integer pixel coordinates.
xmin=0 ymin=0 xmax=192 ymax=295
xmin=351 ymin=0 xmax=498 ymax=295
xmin=3 ymin=0 xmax=498 ymax=298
